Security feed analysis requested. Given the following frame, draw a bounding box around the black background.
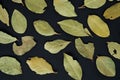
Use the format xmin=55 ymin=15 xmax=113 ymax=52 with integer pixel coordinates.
xmin=0 ymin=0 xmax=120 ymax=80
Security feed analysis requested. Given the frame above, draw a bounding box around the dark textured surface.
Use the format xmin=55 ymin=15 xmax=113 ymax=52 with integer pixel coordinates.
xmin=0 ymin=0 xmax=120 ymax=80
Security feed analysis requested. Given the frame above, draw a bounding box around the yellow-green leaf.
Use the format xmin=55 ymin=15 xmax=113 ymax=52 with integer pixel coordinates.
xmin=84 ymin=28 xmax=92 ymax=37
xmin=53 ymin=0 xmax=77 ymax=17
xmin=12 ymin=0 xmax=24 ymax=5
xmin=107 ymin=42 xmax=120 ymax=59
xmin=0 ymin=31 xmax=17 ymax=44
xmin=11 ymin=9 xmax=27 ymax=34
xmin=75 ymin=38 xmax=94 ymax=60
xmin=33 ymin=20 xmax=57 ymax=36
xmin=88 ymin=15 xmax=110 ymax=38
xmin=0 ymin=4 xmax=9 ymax=26
xmin=13 ymin=36 xmax=36 ymax=56
xmin=0 ymin=56 xmax=22 ymax=75
xmin=84 ymin=0 xmax=106 ymax=9
xmin=58 ymin=19 xmax=90 ymax=37
xmin=96 ymin=56 xmax=116 ymax=77
xmin=64 ymin=53 xmax=82 ymax=80
xmin=26 ymin=57 xmax=55 ymax=75
xmin=108 ymin=0 xmax=113 ymax=1
xmin=25 ymin=0 xmax=47 ymax=14
xmin=44 ymin=39 xmax=70 ymax=54
xmin=103 ymin=3 xmax=120 ymax=20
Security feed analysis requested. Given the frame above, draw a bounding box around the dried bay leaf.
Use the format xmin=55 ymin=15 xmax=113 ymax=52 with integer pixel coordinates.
xmin=0 ymin=56 xmax=22 ymax=75
xmin=75 ymin=38 xmax=94 ymax=60
xmin=33 ymin=20 xmax=57 ymax=36
xmin=26 ymin=57 xmax=55 ymax=75
xmin=108 ymin=0 xmax=113 ymax=1
xmin=103 ymin=3 xmax=120 ymax=20
xmin=84 ymin=0 xmax=106 ymax=9
xmin=11 ymin=9 xmax=27 ymax=34
xmin=53 ymin=0 xmax=77 ymax=17
xmin=25 ymin=0 xmax=47 ymax=14
xmin=84 ymin=28 xmax=92 ymax=37
xmin=0 ymin=31 xmax=17 ymax=44
xmin=88 ymin=15 xmax=110 ymax=38
xmin=96 ymin=56 xmax=116 ymax=77
xmin=13 ymin=36 xmax=36 ymax=56
xmin=44 ymin=39 xmax=70 ymax=54
xmin=58 ymin=19 xmax=90 ymax=37
xmin=64 ymin=53 xmax=82 ymax=80
xmin=0 ymin=4 xmax=9 ymax=26
xmin=107 ymin=42 xmax=120 ymax=59
xmin=12 ymin=0 xmax=24 ymax=5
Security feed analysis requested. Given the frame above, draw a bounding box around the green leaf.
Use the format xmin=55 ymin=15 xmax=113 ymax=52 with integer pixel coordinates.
xmin=64 ymin=53 xmax=82 ymax=80
xmin=107 ymin=42 xmax=120 ymax=59
xmin=13 ymin=36 xmax=36 ymax=56
xmin=84 ymin=28 xmax=92 ymax=37
xmin=84 ymin=0 xmax=106 ymax=9
xmin=0 ymin=4 xmax=9 ymax=26
xmin=11 ymin=9 xmax=27 ymax=34
xmin=88 ymin=15 xmax=110 ymax=38
xmin=75 ymin=38 xmax=94 ymax=60
xmin=58 ymin=19 xmax=90 ymax=37
xmin=44 ymin=39 xmax=70 ymax=54
xmin=53 ymin=0 xmax=77 ymax=17
xmin=0 ymin=56 xmax=22 ymax=75
xmin=108 ymin=0 xmax=114 ymax=1
xmin=33 ymin=20 xmax=58 ymax=36
xmin=103 ymin=3 xmax=120 ymax=20
xmin=96 ymin=56 xmax=116 ymax=77
xmin=0 ymin=31 xmax=17 ymax=44
xmin=12 ymin=0 xmax=24 ymax=5
xmin=25 ymin=0 xmax=47 ymax=14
